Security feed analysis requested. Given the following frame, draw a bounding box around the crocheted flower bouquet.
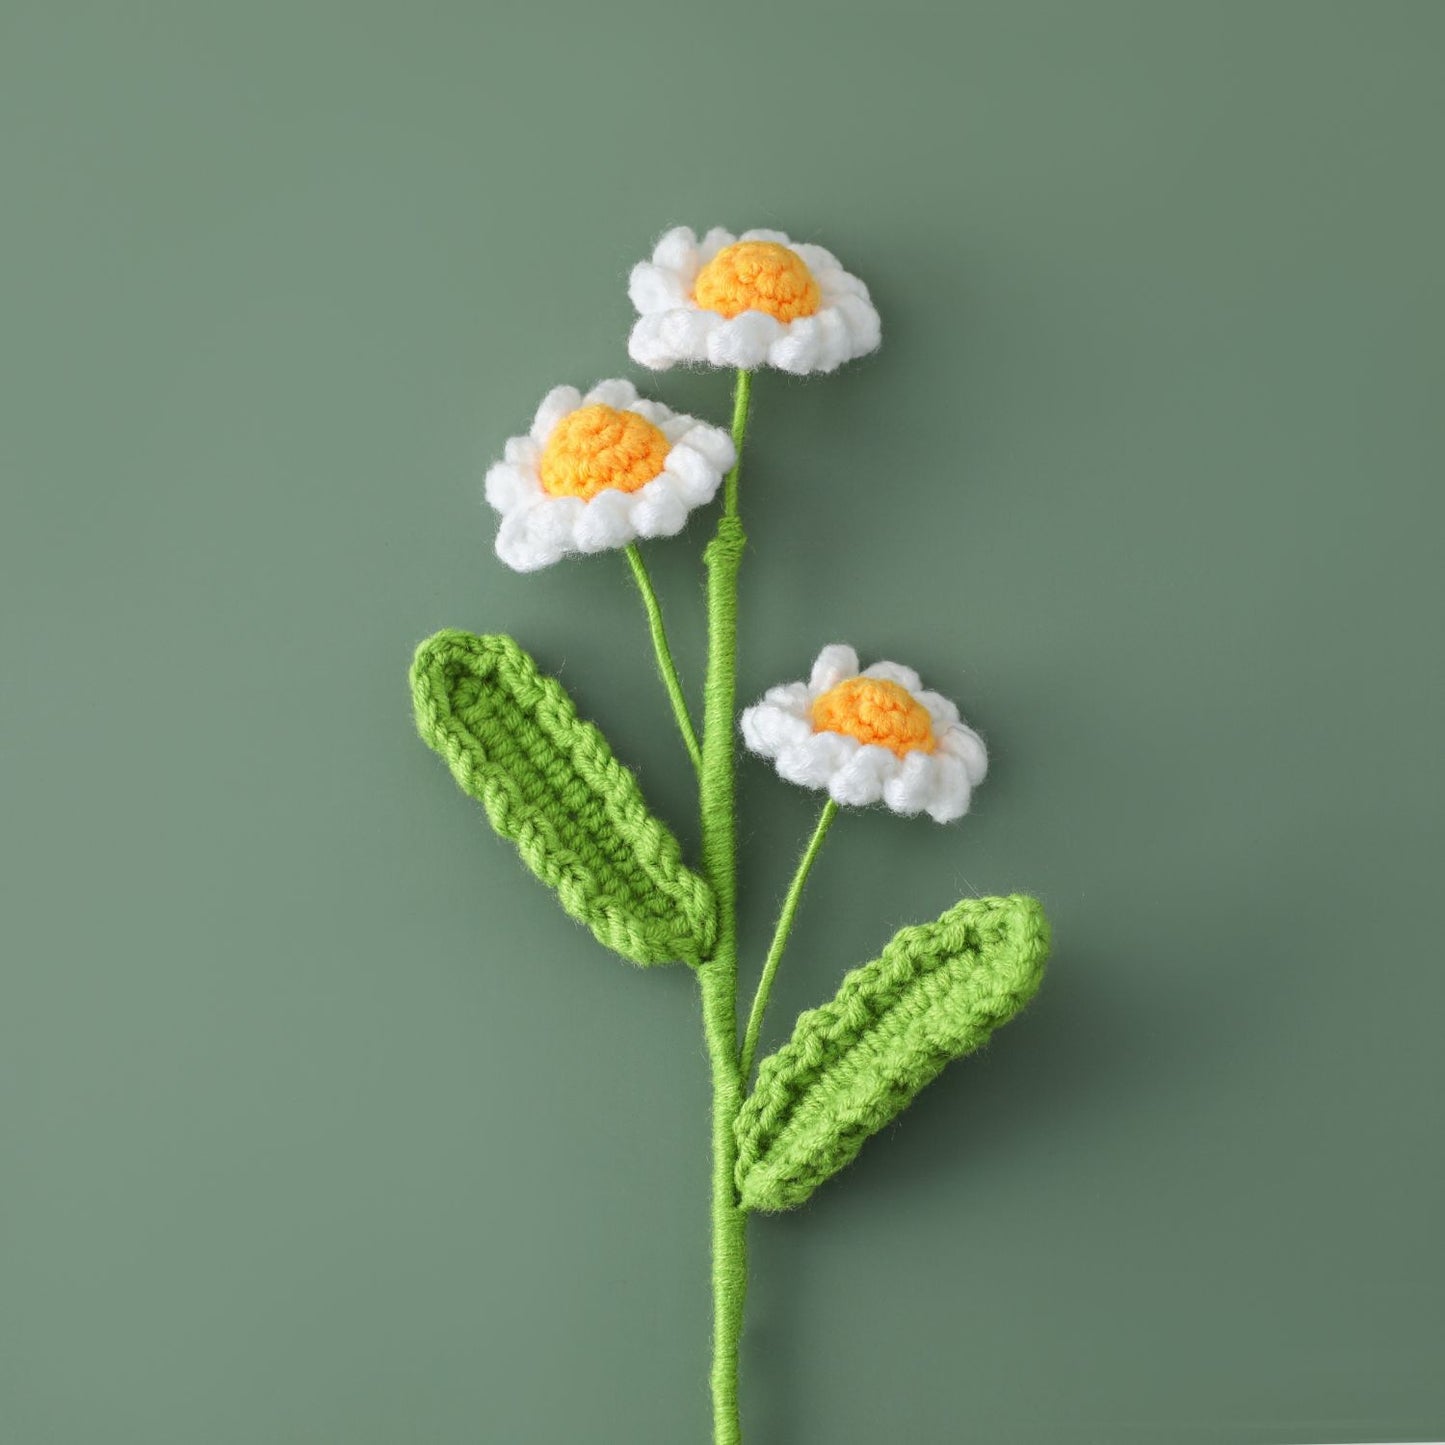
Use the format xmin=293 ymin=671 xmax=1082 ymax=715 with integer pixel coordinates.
xmin=410 ymin=227 xmax=1050 ymax=1443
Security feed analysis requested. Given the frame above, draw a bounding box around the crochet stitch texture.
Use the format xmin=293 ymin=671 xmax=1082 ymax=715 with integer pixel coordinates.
xmin=411 ymin=629 xmax=717 ymax=967
xmin=735 ymin=895 xmax=1050 ymax=1211
xmin=411 ymin=225 xmax=1050 ymax=1445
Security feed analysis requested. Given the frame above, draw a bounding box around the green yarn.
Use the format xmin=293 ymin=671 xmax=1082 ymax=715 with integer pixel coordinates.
xmin=738 ymin=798 xmax=839 ymax=1085
xmin=410 ymin=628 xmax=717 ymax=968
xmin=624 ymin=543 xmax=703 ymax=776
xmin=697 ymin=367 xmax=751 ymax=1445
xmin=410 ymin=350 xmax=1053 ymax=1442
xmin=735 ymin=894 xmax=1050 ymax=1213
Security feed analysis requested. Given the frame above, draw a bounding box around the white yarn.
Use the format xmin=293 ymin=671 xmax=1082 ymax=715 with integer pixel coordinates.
xmin=484 ymin=378 xmax=736 ymax=572
xmin=628 ymin=227 xmax=882 ymax=375
xmin=740 ymin=644 xmax=987 ymax=824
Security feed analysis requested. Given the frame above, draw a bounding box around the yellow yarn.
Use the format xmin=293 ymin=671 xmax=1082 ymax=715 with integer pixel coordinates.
xmin=811 ymin=676 xmax=936 ymax=757
xmin=692 ymin=241 xmax=821 ymax=322
xmin=539 ymin=404 xmax=671 ymax=500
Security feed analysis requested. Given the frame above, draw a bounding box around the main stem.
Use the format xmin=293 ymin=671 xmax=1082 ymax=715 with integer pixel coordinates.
xmin=698 ymin=367 xmax=752 ymax=1445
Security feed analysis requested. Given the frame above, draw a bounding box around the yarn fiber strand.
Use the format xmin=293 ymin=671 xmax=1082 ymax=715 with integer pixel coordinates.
xmin=409 ymin=231 xmax=1057 ymax=1445
xmin=624 ymin=543 xmax=703 ymax=776
xmin=410 ymin=629 xmax=717 ymax=967
xmin=735 ymin=894 xmax=1050 ymax=1211
xmin=698 ymin=368 xmax=752 ymax=1445
xmin=738 ymin=799 xmax=839 ymax=1084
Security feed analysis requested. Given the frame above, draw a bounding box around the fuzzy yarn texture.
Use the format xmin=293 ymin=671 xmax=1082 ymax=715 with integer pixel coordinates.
xmin=734 ymin=894 xmax=1049 ymax=1212
xmin=410 ymin=221 xmax=1054 ymax=1441
xmin=692 ymin=241 xmax=822 ymax=322
xmin=696 ymin=370 xmax=753 ymax=1445
xmin=485 ymin=378 xmax=735 ymax=572
xmin=628 ymin=227 xmax=881 ymax=374
xmin=411 ymin=629 xmax=717 ymax=967
xmin=742 ymin=644 xmax=988 ymax=823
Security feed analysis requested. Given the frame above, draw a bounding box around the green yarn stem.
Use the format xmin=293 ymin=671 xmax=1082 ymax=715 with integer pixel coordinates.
xmin=624 ymin=543 xmax=703 ymax=777
xmin=738 ymin=798 xmax=839 ymax=1086
xmin=698 ymin=367 xmax=752 ymax=1445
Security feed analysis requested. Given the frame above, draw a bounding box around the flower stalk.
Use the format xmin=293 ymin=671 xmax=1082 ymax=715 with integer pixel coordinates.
xmin=625 ymin=543 xmax=703 ymax=776
xmin=739 ymin=797 xmax=839 ymax=1085
xmin=414 ymin=226 xmax=1046 ymax=1444
xmin=698 ymin=367 xmax=751 ymax=1445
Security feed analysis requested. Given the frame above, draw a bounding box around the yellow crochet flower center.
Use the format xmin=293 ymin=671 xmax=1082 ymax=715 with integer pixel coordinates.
xmin=692 ymin=241 xmax=822 ymax=322
xmin=539 ymin=405 xmax=671 ymax=500
xmin=811 ymin=677 xmax=937 ymax=759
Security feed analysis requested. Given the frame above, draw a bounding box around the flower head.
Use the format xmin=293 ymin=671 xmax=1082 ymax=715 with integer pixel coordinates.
xmin=484 ymin=379 xmax=735 ymax=572
xmin=741 ymin=645 xmax=987 ymax=823
xmin=628 ymin=227 xmax=881 ymax=375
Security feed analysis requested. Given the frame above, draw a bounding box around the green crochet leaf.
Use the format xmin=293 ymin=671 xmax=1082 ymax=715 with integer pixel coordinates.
xmin=734 ymin=895 xmax=1050 ymax=1212
xmin=410 ymin=629 xmax=717 ymax=968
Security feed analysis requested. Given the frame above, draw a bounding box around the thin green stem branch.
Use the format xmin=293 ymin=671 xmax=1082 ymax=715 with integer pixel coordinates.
xmin=738 ymin=798 xmax=839 ymax=1086
xmin=721 ymin=368 xmax=750 ymax=517
xmin=624 ymin=543 xmax=702 ymax=777
xmin=698 ymin=366 xmax=752 ymax=1445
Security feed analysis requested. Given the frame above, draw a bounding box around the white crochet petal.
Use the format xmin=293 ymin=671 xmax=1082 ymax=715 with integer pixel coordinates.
xmin=762 ymin=681 xmax=812 ymax=715
xmin=675 ymin=309 xmax=725 ymax=355
xmin=502 ymin=435 xmax=540 ymax=467
xmin=790 ymin=241 xmax=843 ymax=273
xmin=741 ymin=701 xmax=812 ymax=756
xmin=769 ymin=315 xmax=825 ymax=375
xmin=918 ymin=689 xmax=960 ymax=729
xmin=633 ymin=307 xmax=718 ymax=369
xmin=939 ymin=722 xmax=989 ymax=784
xmin=532 ymin=494 xmax=584 ymax=549
xmin=496 ymin=501 xmax=569 ymax=573
xmin=815 ymin=308 xmax=853 ymax=370
xmin=572 ymin=489 xmax=637 ymax=554
xmin=862 ymin=660 xmax=923 ymax=692
xmin=530 ymin=385 xmax=582 ymax=444
xmin=818 ymin=268 xmax=871 ymax=302
xmin=651 ymin=410 xmax=695 ymax=442
xmin=628 ymin=262 xmax=687 ymax=315
xmin=484 ymin=460 xmax=538 ymax=513
xmin=627 ymin=474 xmax=689 ymax=538
xmin=809 ymin=644 xmax=860 ymax=694
xmin=652 ymin=225 xmax=699 ymax=273
xmin=628 ymin=314 xmax=677 ymax=370
xmin=777 ymin=731 xmax=853 ymax=789
xmin=828 ymin=745 xmax=892 ymax=806
xmin=583 ymin=377 xmax=638 ymax=409
xmin=740 ymin=227 xmax=791 ymax=245
xmin=678 ymin=421 xmax=736 ymax=472
xmin=832 ymin=293 xmax=882 ymax=354
xmin=624 ymin=397 xmax=675 ymax=429
xmin=882 ymin=752 xmax=939 ymax=815
xmin=925 ymin=755 xmax=973 ymax=823
xmin=661 ymin=443 xmax=723 ymax=505
xmin=698 ymin=226 xmax=737 ymax=262
xmin=706 ymin=312 xmax=784 ymax=369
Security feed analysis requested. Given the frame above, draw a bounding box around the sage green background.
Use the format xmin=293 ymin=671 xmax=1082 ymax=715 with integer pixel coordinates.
xmin=3 ymin=2 xmax=1443 ymax=1442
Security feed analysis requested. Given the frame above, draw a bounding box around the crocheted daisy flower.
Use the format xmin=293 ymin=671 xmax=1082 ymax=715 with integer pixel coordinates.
xmin=628 ymin=227 xmax=882 ymax=375
xmin=741 ymin=645 xmax=988 ymax=823
xmin=484 ymin=379 xmax=736 ymax=572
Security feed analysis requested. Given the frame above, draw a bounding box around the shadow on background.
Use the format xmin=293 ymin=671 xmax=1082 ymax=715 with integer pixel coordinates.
xmin=740 ymin=893 xmax=1308 ymax=1443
